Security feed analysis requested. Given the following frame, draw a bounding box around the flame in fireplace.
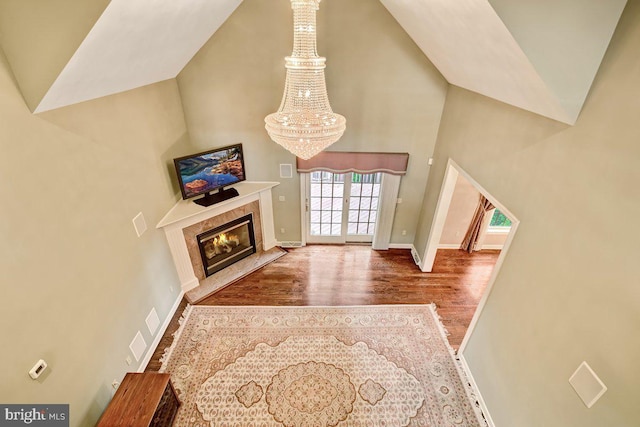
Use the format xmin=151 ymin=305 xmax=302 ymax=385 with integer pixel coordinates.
xmin=204 ymin=232 xmax=241 ymax=259
xmin=214 ymin=233 xmax=239 ymax=247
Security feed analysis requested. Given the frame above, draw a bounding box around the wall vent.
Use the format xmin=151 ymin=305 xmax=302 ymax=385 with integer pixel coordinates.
xmin=411 ymin=247 xmax=421 ymax=265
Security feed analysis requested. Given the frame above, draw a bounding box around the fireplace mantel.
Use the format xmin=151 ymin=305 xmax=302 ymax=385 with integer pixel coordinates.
xmin=157 ymin=181 xmax=279 ymax=292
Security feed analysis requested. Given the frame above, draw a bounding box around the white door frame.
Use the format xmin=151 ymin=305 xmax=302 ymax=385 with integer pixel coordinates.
xmin=421 ymin=158 xmax=519 ymax=354
xmin=301 ymin=172 xmax=350 ymax=244
xmin=300 ymin=172 xmax=394 ymax=246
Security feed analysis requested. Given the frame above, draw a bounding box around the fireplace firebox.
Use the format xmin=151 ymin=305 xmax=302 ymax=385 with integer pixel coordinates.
xmin=196 ymin=214 xmax=257 ymax=277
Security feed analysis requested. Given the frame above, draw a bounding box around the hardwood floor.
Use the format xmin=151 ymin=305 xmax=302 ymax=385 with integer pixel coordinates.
xmin=145 ymin=245 xmax=499 ymax=371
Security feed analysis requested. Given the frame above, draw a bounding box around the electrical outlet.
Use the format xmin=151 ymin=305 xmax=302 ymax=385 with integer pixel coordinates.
xmin=402 ymin=230 xmax=407 ymax=236
xmin=125 ymin=356 xmax=132 ymax=366
xmin=280 ymin=228 xmax=285 ymax=234
xmin=278 ymin=195 xmax=286 ymax=202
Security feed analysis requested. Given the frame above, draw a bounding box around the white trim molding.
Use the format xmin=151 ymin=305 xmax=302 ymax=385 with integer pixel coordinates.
xmin=481 ymin=244 xmax=504 ymax=250
xmin=437 ymin=244 xmax=462 ymax=250
xmin=372 ymin=174 xmax=402 ymax=250
xmin=421 ymin=163 xmax=459 ymax=272
xmin=458 ymin=354 xmax=496 ymax=427
xmin=388 ymin=243 xmax=413 ymax=249
xmin=437 ymin=244 xmax=504 ymax=250
xmin=138 ymin=290 xmax=185 ymax=372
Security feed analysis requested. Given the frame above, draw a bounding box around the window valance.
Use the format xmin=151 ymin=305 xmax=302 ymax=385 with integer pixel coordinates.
xmin=296 ymin=151 xmax=409 ymax=176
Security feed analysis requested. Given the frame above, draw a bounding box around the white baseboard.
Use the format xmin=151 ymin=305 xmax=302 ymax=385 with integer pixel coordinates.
xmin=277 ymin=240 xmax=304 ymax=248
xmin=481 ymin=244 xmax=504 ymax=250
xmin=437 ymin=244 xmax=504 ymax=250
xmin=138 ymin=290 xmax=185 ymax=372
xmin=388 ymin=243 xmax=413 ymax=249
xmin=458 ymin=354 xmax=495 ymax=427
xmin=438 ymin=244 xmax=461 ymax=249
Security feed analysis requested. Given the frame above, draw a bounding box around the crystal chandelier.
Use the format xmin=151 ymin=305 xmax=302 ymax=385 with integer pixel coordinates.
xmin=265 ymin=0 xmax=346 ymax=160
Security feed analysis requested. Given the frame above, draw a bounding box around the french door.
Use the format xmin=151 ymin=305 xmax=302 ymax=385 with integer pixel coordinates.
xmin=304 ymin=171 xmax=382 ymax=244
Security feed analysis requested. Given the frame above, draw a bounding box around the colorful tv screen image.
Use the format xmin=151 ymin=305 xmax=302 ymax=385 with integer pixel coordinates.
xmin=176 ymin=145 xmax=245 ymax=198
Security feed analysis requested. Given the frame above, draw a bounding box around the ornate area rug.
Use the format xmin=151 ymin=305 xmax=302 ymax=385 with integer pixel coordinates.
xmin=160 ymin=305 xmax=485 ymax=427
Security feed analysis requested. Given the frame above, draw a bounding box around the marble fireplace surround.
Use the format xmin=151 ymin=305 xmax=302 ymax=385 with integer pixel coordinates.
xmin=157 ymin=182 xmax=279 ymax=294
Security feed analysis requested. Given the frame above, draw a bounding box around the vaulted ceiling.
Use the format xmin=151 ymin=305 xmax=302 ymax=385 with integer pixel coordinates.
xmin=0 ymin=0 xmax=627 ymax=124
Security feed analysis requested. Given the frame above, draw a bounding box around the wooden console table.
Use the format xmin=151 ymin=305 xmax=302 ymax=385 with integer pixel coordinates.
xmin=97 ymin=372 xmax=180 ymax=427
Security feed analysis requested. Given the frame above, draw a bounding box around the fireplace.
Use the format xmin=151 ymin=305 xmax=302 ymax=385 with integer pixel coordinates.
xmin=197 ymin=214 xmax=257 ymax=277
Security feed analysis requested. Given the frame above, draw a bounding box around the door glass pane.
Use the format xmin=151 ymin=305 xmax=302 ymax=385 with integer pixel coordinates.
xmin=347 ymin=172 xmax=382 ymax=236
xmin=309 ymin=172 xmax=345 ymax=236
xmin=359 ymin=197 xmax=371 ymax=210
xmin=332 ymin=198 xmax=343 ymax=210
xmin=310 ymin=198 xmax=321 ymax=210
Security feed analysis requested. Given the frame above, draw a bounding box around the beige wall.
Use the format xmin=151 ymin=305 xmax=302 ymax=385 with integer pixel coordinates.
xmin=177 ymin=0 xmax=448 ymax=244
xmin=439 ymin=174 xmax=479 ymax=246
xmin=416 ymin=1 xmax=640 ymax=425
xmin=438 ymin=173 xmax=509 ymax=249
xmin=0 ymin=47 xmax=192 ymax=426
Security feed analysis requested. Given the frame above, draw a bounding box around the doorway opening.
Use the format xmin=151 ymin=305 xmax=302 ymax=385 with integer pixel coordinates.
xmin=421 ymin=159 xmax=519 ymax=353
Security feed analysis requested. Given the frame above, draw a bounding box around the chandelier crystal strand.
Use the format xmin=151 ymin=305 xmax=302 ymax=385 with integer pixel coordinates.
xmin=265 ymin=0 xmax=346 ymax=160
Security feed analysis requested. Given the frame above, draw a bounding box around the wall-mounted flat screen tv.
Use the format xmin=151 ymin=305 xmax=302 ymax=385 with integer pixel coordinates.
xmin=174 ymin=143 xmax=246 ymax=207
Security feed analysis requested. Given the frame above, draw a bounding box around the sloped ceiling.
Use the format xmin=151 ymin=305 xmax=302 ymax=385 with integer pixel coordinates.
xmin=0 ymin=0 xmax=627 ymax=124
xmin=380 ymin=0 xmax=627 ymax=124
xmin=34 ymin=0 xmax=242 ymax=113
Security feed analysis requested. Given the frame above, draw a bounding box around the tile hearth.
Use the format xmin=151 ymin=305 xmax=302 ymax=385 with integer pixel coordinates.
xmin=185 ymin=246 xmax=286 ymax=303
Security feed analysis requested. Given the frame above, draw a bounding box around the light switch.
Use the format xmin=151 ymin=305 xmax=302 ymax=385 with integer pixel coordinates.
xmin=279 ymin=196 xmax=286 ymax=202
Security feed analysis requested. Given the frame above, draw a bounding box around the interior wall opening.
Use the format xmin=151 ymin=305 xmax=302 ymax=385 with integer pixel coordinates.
xmin=421 ymin=159 xmax=519 ymax=353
